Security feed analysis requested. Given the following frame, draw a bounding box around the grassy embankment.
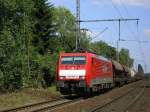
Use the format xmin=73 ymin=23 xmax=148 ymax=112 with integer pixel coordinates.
xmin=0 ymin=85 xmax=60 ymax=110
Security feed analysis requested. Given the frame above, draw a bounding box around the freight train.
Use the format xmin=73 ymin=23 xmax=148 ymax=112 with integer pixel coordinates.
xmin=56 ymin=52 xmax=143 ymax=95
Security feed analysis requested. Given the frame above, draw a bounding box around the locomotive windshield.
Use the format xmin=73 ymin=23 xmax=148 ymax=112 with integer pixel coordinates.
xmin=61 ymin=56 xmax=86 ymax=65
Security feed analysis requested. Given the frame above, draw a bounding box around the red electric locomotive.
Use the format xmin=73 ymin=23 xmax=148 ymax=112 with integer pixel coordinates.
xmin=56 ymin=52 xmax=126 ymax=95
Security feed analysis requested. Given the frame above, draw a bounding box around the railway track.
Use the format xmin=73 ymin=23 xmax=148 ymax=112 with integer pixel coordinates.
xmin=90 ymin=83 xmax=146 ymax=112
xmin=0 ymin=96 xmax=83 ymax=112
xmin=0 ymin=97 xmax=63 ymax=112
xmin=123 ymin=86 xmax=145 ymax=112
xmin=1 ymin=81 xmax=146 ymax=112
xmin=31 ymin=97 xmax=83 ymax=112
xmin=124 ymin=82 xmax=150 ymax=112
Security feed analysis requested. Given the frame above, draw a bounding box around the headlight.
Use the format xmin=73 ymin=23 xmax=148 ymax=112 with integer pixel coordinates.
xmin=60 ymin=76 xmax=66 ymax=80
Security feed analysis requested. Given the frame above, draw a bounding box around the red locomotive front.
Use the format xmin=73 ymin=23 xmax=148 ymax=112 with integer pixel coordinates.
xmin=56 ymin=52 xmax=90 ymax=94
xmin=57 ymin=53 xmax=87 ymax=80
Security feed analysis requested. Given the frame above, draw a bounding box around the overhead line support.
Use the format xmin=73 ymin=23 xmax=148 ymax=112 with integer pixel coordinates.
xmin=80 ymin=18 xmax=139 ymax=62
xmin=80 ymin=18 xmax=139 ymax=22
xmin=76 ymin=0 xmax=80 ymax=51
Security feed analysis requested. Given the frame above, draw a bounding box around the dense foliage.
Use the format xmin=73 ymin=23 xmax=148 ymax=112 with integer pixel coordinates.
xmin=0 ymin=0 xmax=35 ymax=91
xmin=90 ymin=41 xmax=116 ymax=60
xmin=0 ymin=0 xmax=135 ymax=92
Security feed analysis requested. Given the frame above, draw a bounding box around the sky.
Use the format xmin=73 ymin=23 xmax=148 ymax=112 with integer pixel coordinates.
xmin=50 ymin=0 xmax=150 ymax=73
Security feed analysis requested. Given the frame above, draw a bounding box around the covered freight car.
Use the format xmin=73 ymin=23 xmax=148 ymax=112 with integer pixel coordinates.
xmin=129 ymin=68 xmax=137 ymax=82
xmin=112 ymin=60 xmax=127 ymax=86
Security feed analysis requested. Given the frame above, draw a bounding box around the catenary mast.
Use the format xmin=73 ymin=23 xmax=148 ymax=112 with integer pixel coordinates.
xmin=76 ymin=0 xmax=80 ymax=50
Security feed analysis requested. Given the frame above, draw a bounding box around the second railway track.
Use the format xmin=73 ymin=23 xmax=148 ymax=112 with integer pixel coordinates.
xmin=29 ymin=97 xmax=83 ymax=112
xmin=89 ymin=83 xmax=146 ymax=112
xmin=0 ymin=96 xmax=83 ymax=112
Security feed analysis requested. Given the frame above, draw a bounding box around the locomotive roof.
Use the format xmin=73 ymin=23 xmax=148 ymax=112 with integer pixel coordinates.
xmin=60 ymin=52 xmax=110 ymax=62
xmin=59 ymin=52 xmax=90 ymax=56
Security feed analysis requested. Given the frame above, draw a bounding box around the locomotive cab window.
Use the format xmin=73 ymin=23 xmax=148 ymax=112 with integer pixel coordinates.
xmin=74 ymin=56 xmax=86 ymax=65
xmin=61 ymin=57 xmax=73 ymax=64
xmin=61 ymin=56 xmax=86 ymax=65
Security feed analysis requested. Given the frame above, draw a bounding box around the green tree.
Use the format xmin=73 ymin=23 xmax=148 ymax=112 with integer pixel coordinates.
xmin=52 ymin=7 xmax=76 ymax=52
xmin=79 ymin=30 xmax=91 ymax=50
xmin=90 ymin=41 xmax=116 ymax=60
xmin=53 ymin=7 xmax=91 ymax=52
xmin=32 ymin=0 xmax=56 ymax=55
xmin=0 ymin=0 xmax=34 ymax=91
xmin=119 ymin=48 xmax=134 ymax=67
xmin=30 ymin=0 xmax=58 ymax=87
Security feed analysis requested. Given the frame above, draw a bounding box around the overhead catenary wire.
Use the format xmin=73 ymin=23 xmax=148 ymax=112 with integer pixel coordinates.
xmin=75 ymin=0 xmax=144 ymax=68
xmin=110 ymin=0 xmax=123 ymax=18
xmin=110 ymin=0 xmax=146 ymax=72
xmin=91 ymin=27 xmax=109 ymax=41
xmin=119 ymin=0 xmax=131 ymax=17
xmin=110 ymin=0 xmax=145 ymax=68
xmin=123 ymin=17 xmax=146 ymax=72
xmin=80 ymin=18 xmax=139 ymax=62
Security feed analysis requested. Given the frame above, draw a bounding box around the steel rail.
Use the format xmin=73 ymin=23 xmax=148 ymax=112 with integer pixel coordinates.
xmin=31 ymin=98 xmax=83 ymax=112
xmin=0 ymin=97 xmax=64 ymax=112
xmin=0 ymin=96 xmax=83 ymax=112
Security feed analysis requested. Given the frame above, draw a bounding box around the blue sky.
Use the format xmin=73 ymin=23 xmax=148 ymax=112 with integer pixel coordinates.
xmin=50 ymin=0 xmax=150 ymax=73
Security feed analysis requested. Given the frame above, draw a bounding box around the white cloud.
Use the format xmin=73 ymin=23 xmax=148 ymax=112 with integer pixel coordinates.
xmin=144 ymin=29 xmax=150 ymax=37
xmin=112 ymin=0 xmax=150 ymax=7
